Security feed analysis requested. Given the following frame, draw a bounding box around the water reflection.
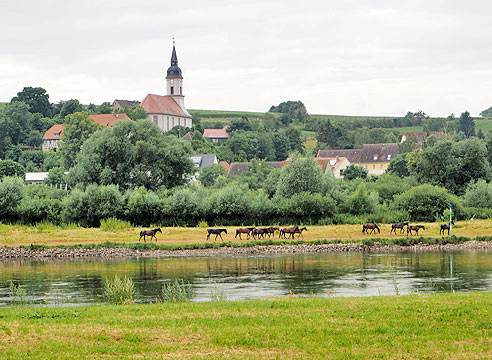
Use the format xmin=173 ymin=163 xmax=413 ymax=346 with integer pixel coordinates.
xmin=0 ymin=250 xmax=491 ymax=306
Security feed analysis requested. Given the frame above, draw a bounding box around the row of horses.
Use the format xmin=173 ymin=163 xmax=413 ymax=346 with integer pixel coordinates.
xmin=363 ymin=222 xmax=452 ymax=236
xmin=138 ymin=222 xmax=453 ymax=242
xmin=207 ymin=226 xmax=308 ymax=241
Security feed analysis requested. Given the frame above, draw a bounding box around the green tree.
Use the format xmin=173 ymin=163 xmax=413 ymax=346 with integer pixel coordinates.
xmin=0 ymin=102 xmax=33 ymax=146
xmin=342 ymin=165 xmax=368 ymax=180
xmin=68 ymin=119 xmax=195 ymax=191
xmin=284 ymin=127 xmax=304 ymax=153
xmin=11 ymin=87 xmax=51 ymax=117
xmin=348 ymin=181 xmax=373 ymax=215
xmin=238 ymin=159 xmax=274 ymax=190
xmin=480 ymin=106 xmax=492 ymax=118
xmin=0 ymin=160 xmax=25 ymax=178
xmin=199 ymin=164 xmax=227 ymax=187
xmin=458 ymin=111 xmax=475 ymax=138
xmin=316 ymin=119 xmax=337 ymax=149
xmin=463 ymin=180 xmax=492 ymax=208
xmin=60 ymin=111 xmax=102 ymax=168
xmin=18 ymin=150 xmax=45 ymax=172
xmin=0 ymin=177 xmax=24 ymax=221
xmin=269 ymin=100 xmax=308 ymax=123
xmin=44 ymin=167 xmax=67 ymax=186
xmin=226 ymin=117 xmax=253 ymax=134
xmin=121 ymin=105 xmax=148 ymax=120
xmin=124 ymin=187 xmax=161 ymax=226
xmin=276 ymin=156 xmax=323 ymax=198
xmin=226 ymin=131 xmax=275 ymax=161
xmin=26 ymin=130 xmax=43 ymax=148
xmin=271 ymin=131 xmax=290 ymax=161
xmin=408 ymin=138 xmax=491 ymax=195
xmin=60 ymin=99 xmax=84 ymax=118
xmin=96 ymin=102 xmax=112 ymax=114
xmin=387 ymin=154 xmax=410 ymax=177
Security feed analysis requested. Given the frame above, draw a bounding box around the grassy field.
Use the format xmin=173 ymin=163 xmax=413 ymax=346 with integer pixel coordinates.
xmin=0 ymin=293 xmax=491 ymax=359
xmin=1 ymin=220 xmax=491 ymax=247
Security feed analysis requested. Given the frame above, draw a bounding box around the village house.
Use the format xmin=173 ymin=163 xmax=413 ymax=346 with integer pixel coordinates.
xmin=400 ymin=131 xmax=444 ymax=144
xmin=111 ymin=99 xmax=141 ymax=110
xmin=317 ymin=143 xmax=399 ymax=176
xmin=203 ymin=127 xmax=229 ymax=143
xmin=42 ymin=113 xmax=130 ymax=151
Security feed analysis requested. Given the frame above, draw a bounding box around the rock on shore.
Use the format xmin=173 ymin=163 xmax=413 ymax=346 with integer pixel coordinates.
xmin=0 ymin=241 xmax=491 ymax=260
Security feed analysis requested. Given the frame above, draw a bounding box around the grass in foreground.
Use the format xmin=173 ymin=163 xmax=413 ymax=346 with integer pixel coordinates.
xmin=0 ymin=293 xmax=491 ymax=359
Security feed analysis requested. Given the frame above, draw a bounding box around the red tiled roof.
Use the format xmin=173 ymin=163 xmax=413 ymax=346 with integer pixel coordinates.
xmin=89 ymin=113 xmax=130 ymax=127
xmin=43 ymin=124 xmax=65 ymax=140
xmin=219 ymin=161 xmax=230 ymax=171
xmin=203 ymin=128 xmax=229 ymax=139
xmin=140 ymin=94 xmax=191 ymax=118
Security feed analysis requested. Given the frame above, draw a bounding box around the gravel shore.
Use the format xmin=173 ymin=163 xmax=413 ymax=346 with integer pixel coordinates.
xmin=1 ymin=240 xmax=491 ymax=260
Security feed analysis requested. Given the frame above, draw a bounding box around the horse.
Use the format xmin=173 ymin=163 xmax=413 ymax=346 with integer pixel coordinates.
xmin=139 ymin=228 xmax=162 ymax=242
xmin=267 ymin=227 xmax=280 ymax=238
xmin=440 ymin=221 xmax=454 ymax=236
xmin=206 ymin=228 xmax=227 ymax=241
xmin=294 ymin=227 xmax=308 ymax=238
xmin=252 ymin=228 xmax=268 ymax=239
xmin=235 ymin=227 xmax=255 ymax=240
xmin=407 ymin=225 xmax=425 ymax=236
xmin=390 ymin=222 xmax=408 ymax=235
xmin=280 ymin=226 xmax=299 ymax=239
xmin=362 ymin=223 xmax=380 ymax=234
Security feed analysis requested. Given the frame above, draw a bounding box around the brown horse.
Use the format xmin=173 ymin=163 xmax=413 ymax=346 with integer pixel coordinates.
xmin=206 ymin=228 xmax=227 ymax=241
xmin=280 ymin=226 xmax=299 ymax=239
xmin=265 ymin=227 xmax=279 ymax=238
xmin=139 ymin=228 xmax=162 ymax=242
xmin=362 ymin=223 xmax=380 ymax=234
xmin=235 ymin=227 xmax=255 ymax=240
xmin=440 ymin=221 xmax=454 ymax=235
xmin=294 ymin=227 xmax=308 ymax=238
xmin=251 ymin=228 xmax=268 ymax=239
xmin=390 ymin=222 xmax=408 ymax=235
xmin=407 ymin=225 xmax=425 ymax=236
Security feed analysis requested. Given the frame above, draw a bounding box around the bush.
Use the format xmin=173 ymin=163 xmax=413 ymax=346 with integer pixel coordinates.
xmin=124 ymin=187 xmax=161 ymax=226
xmin=161 ymin=187 xmax=202 ymax=226
xmin=0 ymin=177 xmax=24 ymax=222
xmin=103 ymin=275 xmax=136 ymax=305
xmin=462 ymin=180 xmax=492 ymax=208
xmin=62 ymin=184 xmax=123 ymax=227
xmin=391 ymin=184 xmax=463 ymax=222
xmin=204 ymin=184 xmax=253 ymax=225
xmin=276 ymin=192 xmax=337 ymax=224
xmin=348 ymin=182 xmax=376 ymax=215
xmin=17 ymin=197 xmax=63 ymax=225
xmin=0 ymin=160 xmax=25 ymax=178
xmin=161 ymin=279 xmax=195 ymax=302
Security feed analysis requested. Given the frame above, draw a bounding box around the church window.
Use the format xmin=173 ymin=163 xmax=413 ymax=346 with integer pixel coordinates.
xmin=170 ymin=86 xmax=174 ymax=95
xmin=180 ymin=86 xmax=182 ymax=94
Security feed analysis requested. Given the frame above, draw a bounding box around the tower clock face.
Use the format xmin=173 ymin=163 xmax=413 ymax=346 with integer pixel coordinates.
xmin=170 ymin=80 xmax=174 ymax=84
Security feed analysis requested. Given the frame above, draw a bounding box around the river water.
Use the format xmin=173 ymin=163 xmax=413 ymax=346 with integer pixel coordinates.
xmin=1 ymin=250 xmax=491 ymax=306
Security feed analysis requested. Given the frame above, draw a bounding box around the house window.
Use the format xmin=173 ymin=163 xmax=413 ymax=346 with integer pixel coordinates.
xmin=372 ymin=165 xmax=375 ymax=169
xmin=167 ymin=116 xmax=170 ymax=130
xmin=387 ymin=155 xmax=392 ymax=160
xmin=170 ymin=86 xmax=174 ymax=95
xmin=365 ymin=165 xmax=368 ymax=169
xmin=153 ymin=116 xmax=158 ymax=125
xmin=380 ymin=164 xmax=383 ymax=169
xmin=172 ymin=117 xmax=175 ymax=128
xmin=340 ymin=169 xmax=344 ymax=176
xmin=373 ymin=154 xmax=378 ymax=161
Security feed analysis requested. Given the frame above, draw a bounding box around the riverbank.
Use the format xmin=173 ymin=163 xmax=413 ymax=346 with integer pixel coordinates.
xmin=1 ymin=293 xmax=491 ymax=359
xmin=1 ymin=239 xmax=492 ymax=259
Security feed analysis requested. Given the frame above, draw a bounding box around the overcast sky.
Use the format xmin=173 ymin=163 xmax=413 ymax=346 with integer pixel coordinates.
xmin=1 ymin=0 xmax=491 ymax=116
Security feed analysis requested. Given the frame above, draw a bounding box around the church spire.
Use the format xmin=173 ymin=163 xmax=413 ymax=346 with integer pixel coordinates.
xmin=171 ymin=37 xmax=178 ymax=67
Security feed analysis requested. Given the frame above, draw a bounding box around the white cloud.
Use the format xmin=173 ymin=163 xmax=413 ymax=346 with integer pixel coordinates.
xmin=0 ymin=0 xmax=491 ymax=116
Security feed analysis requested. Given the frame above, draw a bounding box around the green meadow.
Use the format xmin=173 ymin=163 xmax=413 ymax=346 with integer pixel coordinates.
xmin=0 ymin=293 xmax=491 ymax=359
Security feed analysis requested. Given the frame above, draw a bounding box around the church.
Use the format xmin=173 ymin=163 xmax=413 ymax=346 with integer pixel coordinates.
xmin=140 ymin=42 xmax=193 ymax=131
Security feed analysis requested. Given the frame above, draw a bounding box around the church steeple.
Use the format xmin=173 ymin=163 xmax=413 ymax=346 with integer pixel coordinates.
xmin=166 ymin=39 xmax=182 ymax=78
xmin=170 ymin=41 xmax=178 ymax=67
xmin=166 ymin=39 xmax=187 ymax=112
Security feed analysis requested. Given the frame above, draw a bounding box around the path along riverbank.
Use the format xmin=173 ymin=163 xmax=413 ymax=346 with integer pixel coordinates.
xmin=1 ymin=240 xmax=492 ymax=259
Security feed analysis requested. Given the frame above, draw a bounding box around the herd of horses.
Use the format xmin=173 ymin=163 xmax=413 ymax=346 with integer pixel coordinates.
xmin=137 ymin=222 xmax=454 ymax=242
xmin=363 ymin=222 xmax=452 ymax=236
xmin=207 ymin=226 xmax=308 ymax=241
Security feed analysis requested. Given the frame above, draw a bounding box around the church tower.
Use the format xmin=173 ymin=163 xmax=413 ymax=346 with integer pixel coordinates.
xmin=166 ymin=41 xmax=186 ymax=110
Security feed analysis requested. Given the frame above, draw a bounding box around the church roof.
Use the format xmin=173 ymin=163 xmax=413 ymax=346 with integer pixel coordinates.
xmin=167 ymin=44 xmax=182 ymax=78
xmin=140 ymin=94 xmax=192 ymax=118
xmin=89 ymin=113 xmax=130 ymax=127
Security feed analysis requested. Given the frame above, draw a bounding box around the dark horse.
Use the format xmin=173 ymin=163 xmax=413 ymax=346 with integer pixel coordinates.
xmin=390 ymin=222 xmax=408 ymax=235
xmin=294 ymin=227 xmax=308 ymax=238
xmin=440 ymin=221 xmax=454 ymax=236
xmin=235 ymin=227 xmax=255 ymax=240
xmin=139 ymin=228 xmax=162 ymax=242
xmin=280 ymin=226 xmax=299 ymax=239
xmin=362 ymin=223 xmax=380 ymax=234
xmin=206 ymin=228 xmax=227 ymax=241
xmin=407 ymin=225 xmax=425 ymax=236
